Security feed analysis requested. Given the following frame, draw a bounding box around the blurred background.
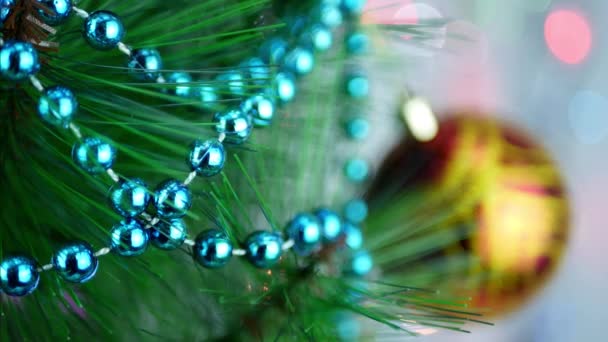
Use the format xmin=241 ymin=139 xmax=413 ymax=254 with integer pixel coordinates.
xmin=364 ymin=0 xmax=607 ymax=341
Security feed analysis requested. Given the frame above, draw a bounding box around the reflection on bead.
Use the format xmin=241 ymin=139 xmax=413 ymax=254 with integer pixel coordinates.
xmin=259 ymin=37 xmax=288 ymax=65
xmin=109 ymin=178 xmax=150 ymax=218
xmin=150 ymin=219 xmax=187 ymax=250
xmin=37 ymin=0 xmax=72 ymax=25
xmin=345 ymin=73 xmax=369 ymax=98
xmin=345 ymin=117 xmax=369 ymax=140
xmin=314 ymin=208 xmax=343 ymax=242
xmin=110 ymin=220 xmax=148 ymax=256
xmin=128 ymin=48 xmax=162 ymax=81
xmin=166 ymin=72 xmax=192 ymax=97
xmin=1 ymin=0 xmax=15 ymax=25
xmin=301 ymin=24 xmax=333 ymax=52
xmin=286 ymin=214 xmax=322 ymax=256
xmin=245 ymin=231 xmax=283 ymax=268
xmin=240 ymin=57 xmax=269 ymax=86
xmin=344 ymin=222 xmax=363 ymax=249
xmin=83 ymin=11 xmax=125 ymax=50
xmin=284 ymin=47 xmax=315 ymax=76
xmin=346 ymin=31 xmax=369 ymax=55
xmin=0 ymin=40 xmax=40 ymax=81
xmin=188 ymin=139 xmax=226 ymax=177
xmin=196 ymin=84 xmax=219 ymax=111
xmin=214 ymin=109 xmax=252 ymax=144
xmin=193 ymin=229 xmax=233 ymax=268
xmin=217 ymin=71 xmax=245 ymax=98
xmin=271 ymin=72 xmax=296 ymax=104
xmin=344 ymin=158 xmax=369 ymax=182
xmin=0 ymin=256 xmax=39 ymax=296
xmin=38 ymin=86 xmax=78 ymax=128
xmin=341 ymin=0 xmax=367 ymax=15
xmin=349 ymin=250 xmax=373 ymax=276
xmin=72 ymin=137 xmax=116 ymax=174
xmin=344 ymin=199 xmax=368 ymax=224
xmin=242 ymin=94 xmax=275 ymax=127
xmin=52 ymin=242 xmax=98 ymax=283
xmin=154 ymin=179 xmax=192 ymax=218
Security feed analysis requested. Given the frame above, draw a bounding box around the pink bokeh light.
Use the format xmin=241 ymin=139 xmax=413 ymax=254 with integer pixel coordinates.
xmin=544 ymin=10 xmax=592 ymax=64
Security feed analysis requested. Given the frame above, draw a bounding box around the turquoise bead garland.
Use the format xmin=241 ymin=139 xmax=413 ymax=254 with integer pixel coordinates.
xmin=0 ymin=1 xmax=375 ymax=297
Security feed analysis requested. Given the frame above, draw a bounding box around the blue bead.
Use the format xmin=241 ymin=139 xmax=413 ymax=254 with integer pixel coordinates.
xmin=341 ymin=0 xmax=367 ymax=15
xmin=150 ymin=218 xmax=187 ymax=250
xmin=188 ymin=139 xmax=226 ymax=177
xmin=110 ymin=220 xmax=148 ymax=256
xmin=37 ymin=0 xmax=72 ymax=25
xmin=109 ymin=178 xmax=150 ymax=218
xmin=346 ymin=31 xmax=369 ymax=55
xmin=38 ymin=86 xmax=78 ymax=128
xmin=217 ymin=71 xmax=245 ymax=98
xmin=0 ymin=0 xmax=15 ymax=25
xmin=318 ymin=4 xmax=342 ymax=28
xmin=344 ymin=222 xmax=363 ymax=249
xmin=285 ymin=214 xmax=322 ymax=256
xmin=345 ymin=73 xmax=369 ymax=98
xmin=0 ymin=256 xmax=39 ymax=296
xmin=193 ymin=229 xmax=233 ymax=268
xmin=284 ymin=47 xmax=315 ymax=76
xmin=52 ymin=242 xmax=98 ymax=283
xmin=239 ymin=57 xmax=269 ymax=87
xmin=245 ymin=231 xmax=283 ymax=268
xmin=214 ymin=109 xmax=252 ymax=144
xmin=349 ymin=250 xmax=373 ymax=276
xmin=344 ymin=158 xmax=369 ymax=182
xmin=83 ymin=11 xmax=125 ymax=50
xmin=344 ymin=117 xmax=369 ymax=140
xmin=314 ymin=208 xmax=343 ymax=242
xmin=242 ymin=94 xmax=275 ymax=127
xmin=0 ymin=40 xmax=40 ymax=81
xmin=271 ymin=72 xmax=296 ymax=104
xmin=166 ymin=72 xmax=192 ymax=97
xmin=154 ymin=179 xmax=192 ymax=218
xmin=72 ymin=137 xmax=116 ymax=174
xmin=259 ymin=37 xmax=288 ymax=65
xmin=196 ymin=84 xmax=219 ymax=111
xmin=301 ymin=25 xmax=333 ymax=52
xmin=344 ymin=199 xmax=368 ymax=224
xmin=128 ymin=48 xmax=162 ymax=81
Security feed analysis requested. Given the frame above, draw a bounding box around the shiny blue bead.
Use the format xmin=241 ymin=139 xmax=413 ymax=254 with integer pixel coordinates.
xmin=301 ymin=25 xmax=333 ymax=52
xmin=166 ymin=72 xmax=192 ymax=97
xmin=38 ymin=86 xmax=78 ymax=128
xmin=150 ymin=218 xmax=187 ymax=250
xmin=72 ymin=137 xmax=116 ymax=174
xmin=344 ymin=158 xmax=369 ymax=182
xmin=110 ymin=220 xmax=148 ymax=256
xmin=318 ymin=4 xmax=342 ymax=28
xmin=345 ymin=73 xmax=369 ymax=98
xmin=188 ymin=139 xmax=226 ymax=177
xmin=217 ymin=71 xmax=245 ymax=98
xmin=109 ymin=178 xmax=150 ymax=217
xmin=214 ymin=109 xmax=252 ymax=144
xmin=285 ymin=213 xmax=322 ymax=256
xmin=83 ymin=11 xmax=125 ymax=50
xmin=349 ymin=250 xmax=373 ymax=276
xmin=344 ymin=199 xmax=368 ymax=224
xmin=270 ymin=72 xmax=296 ymax=104
xmin=0 ymin=0 xmax=15 ymax=25
xmin=314 ymin=208 xmax=342 ymax=242
xmin=242 ymin=94 xmax=275 ymax=127
xmin=341 ymin=0 xmax=367 ymax=16
xmin=37 ymin=0 xmax=72 ymax=25
xmin=344 ymin=222 xmax=363 ymax=249
xmin=128 ymin=48 xmax=162 ymax=81
xmin=52 ymin=242 xmax=98 ymax=283
xmin=284 ymin=47 xmax=314 ymax=76
xmin=239 ymin=57 xmax=269 ymax=87
xmin=154 ymin=179 xmax=192 ymax=218
xmin=344 ymin=117 xmax=369 ymax=140
xmin=0 ymin=40 xmax=40 ymax=81
xmin=346 ymin=31 xmax=369 ymax=55
xmin=0 ymin=256 xmax=39 ymax=296
xmin=245 ymin=231 xmax=283 ymax=268
xmin=196 ymin=84 xmax=219 ymax=111
xmin=193 ymin=229 xmax=233 ymax=268
xmin=259 ymin=37 xmax=288 ymax=65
